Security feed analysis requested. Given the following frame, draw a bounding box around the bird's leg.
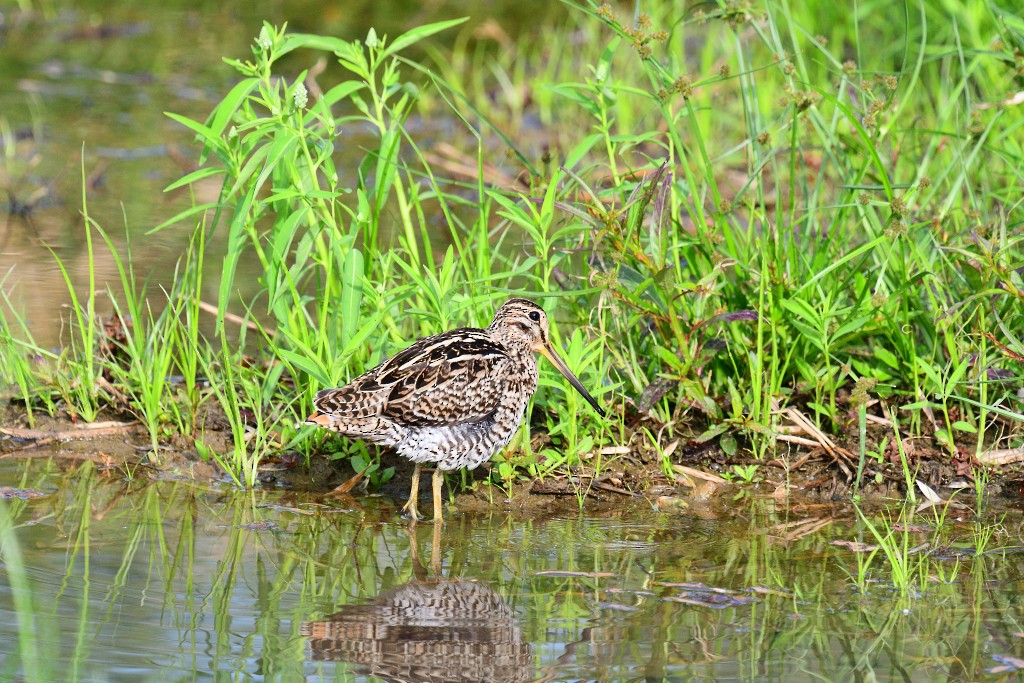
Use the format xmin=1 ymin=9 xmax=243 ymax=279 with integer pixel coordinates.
xmin=403 ymin=463 xmax=421 ymax=522
xmin=432 ymin=467 xmax=444 ymax=525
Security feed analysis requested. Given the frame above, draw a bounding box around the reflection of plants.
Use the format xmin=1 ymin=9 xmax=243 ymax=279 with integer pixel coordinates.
xmin=852 ymin=504 xmax=925 ymax=594
xmin=0 ymin=459 xmax=1018 ymax=681
xmin=0 ymin=496 xmax=56 ymax=683
xmin=845 ymin=495 xmax=1010 ymax=600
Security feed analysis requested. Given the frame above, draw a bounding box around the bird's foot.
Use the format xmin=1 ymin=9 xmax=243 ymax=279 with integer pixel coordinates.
xmin=402 ymin=497 xmax=420 ymax=522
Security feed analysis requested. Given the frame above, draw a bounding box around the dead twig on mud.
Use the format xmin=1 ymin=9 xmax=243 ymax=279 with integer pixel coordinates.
xmin=0 ymin=421 xmax=137 ymax=457
xmin=978 ymin=447 xmax=1024 ymax=466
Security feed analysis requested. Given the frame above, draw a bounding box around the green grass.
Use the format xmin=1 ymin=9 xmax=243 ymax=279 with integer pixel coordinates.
xmin=0 ymin=1 xmax=1021 ymax=493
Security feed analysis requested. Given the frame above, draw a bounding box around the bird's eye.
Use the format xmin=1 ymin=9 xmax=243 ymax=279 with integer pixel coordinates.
xmin=528 ymin=311 xmax=541 ymax=322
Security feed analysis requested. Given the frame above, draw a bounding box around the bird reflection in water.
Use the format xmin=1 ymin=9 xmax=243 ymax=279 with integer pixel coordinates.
xmin=302 ymin=580 xmax=534 ymax=683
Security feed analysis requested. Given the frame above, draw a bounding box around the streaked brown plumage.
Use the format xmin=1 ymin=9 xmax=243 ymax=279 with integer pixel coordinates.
xmin=306 ymin=298 xmax=604 ymax=522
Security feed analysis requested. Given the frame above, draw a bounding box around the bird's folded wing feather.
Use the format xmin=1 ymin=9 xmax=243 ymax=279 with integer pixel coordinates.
xmin=312 ymin=329 xmax=512 ymax=427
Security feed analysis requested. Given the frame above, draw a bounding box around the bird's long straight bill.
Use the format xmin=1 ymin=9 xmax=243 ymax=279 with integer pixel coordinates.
xmin=539 ymin=344 xmax=606 ymax=417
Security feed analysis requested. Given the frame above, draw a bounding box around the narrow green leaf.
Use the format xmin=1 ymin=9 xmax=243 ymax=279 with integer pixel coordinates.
xmin=341 ymin=310 xmax=385 ymax=358
xmin=654 ymin=346 xmax=683 ymax=372
xmin=341 ymin=248 xmax=364 ymax=343
xmin=164 ymin=167 xmax=226 ymax=192
xmin=318 ymin=81 xmax=365 ymax=108
xmin=957 ymin=395 xmax=1024 ymax=422
xmin=279 ymin=33 xmax=353 ymax=56
xmin=944 ymin=357 xmax=971 ymax=394
xmin=206 ymin=78 xmax=260 ymax=140
xmin=781 ymin=297 xmax=821 ymax=326
xmin=148 ymin=202 xmax=221 ymax=234
xmin=165 ymin=112 xmax=224 ymax=152
xmin=381 ymin=17 xmax=468 ymax=60
xmin=873 ymin=346 xmax=900 ymax=370
xmin=695 ymin=423 xmax=730 ymax=443
xmin=217 ymin=184 xmax=258 ymax=330
xmin=564 ymin=133 xmax=603 ymax=171
xmin=833 ymin=316 xmax=873 ymax=342
xmin=900 ymin=400 xmax=943 ymax=411
xmin=277 ymin=348 xmax=330 ymax=388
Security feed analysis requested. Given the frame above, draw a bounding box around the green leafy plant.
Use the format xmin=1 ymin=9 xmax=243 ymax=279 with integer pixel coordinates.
xmin=727 ymin=464 xmax=761 ymax=484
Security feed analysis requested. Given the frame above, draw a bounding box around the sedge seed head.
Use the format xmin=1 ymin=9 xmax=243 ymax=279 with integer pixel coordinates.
xmin=890 ymin=196 xmax=907 ymax=218
xmin=851 ymin=377 xmax=878 ymax=406
xmin=674 ymin=74 xmax=694 ymax=98
xmin=793 ymin=90 xmax=819 ymax=112
xmin=884 ymin=220 xmax=906 ymax=238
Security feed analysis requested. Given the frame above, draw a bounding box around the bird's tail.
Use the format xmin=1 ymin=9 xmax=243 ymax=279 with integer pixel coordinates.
xmin=305 ymin=411 xmax=333 ymax=427
xmin=305 ymin=387 xmax=391 ymax=440
xmin=305 ymin=388 xmax=341 ymax=427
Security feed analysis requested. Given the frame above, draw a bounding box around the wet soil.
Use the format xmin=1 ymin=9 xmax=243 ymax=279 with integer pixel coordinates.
xmin=1 ymin=399 xmax=1015 ymax=515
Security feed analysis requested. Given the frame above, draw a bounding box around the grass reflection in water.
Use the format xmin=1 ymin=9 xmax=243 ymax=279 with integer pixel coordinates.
xmin=1 ymin=461 xmax=1023 ymax=680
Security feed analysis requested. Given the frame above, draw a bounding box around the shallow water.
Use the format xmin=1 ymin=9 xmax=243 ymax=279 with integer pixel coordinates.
xmin=1 ymin=0 xmax=561 ymax=346
xmin=2 ymin=459 xmax=1024 ymax=681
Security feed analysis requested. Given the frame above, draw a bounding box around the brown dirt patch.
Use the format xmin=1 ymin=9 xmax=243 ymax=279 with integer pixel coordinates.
xmin=0 ymin=401 xmax=1016 ymax=514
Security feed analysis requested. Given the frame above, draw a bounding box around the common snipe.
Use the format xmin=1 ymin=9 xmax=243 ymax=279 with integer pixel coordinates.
xmin=306 ymin=298 xmax=604 ymax=523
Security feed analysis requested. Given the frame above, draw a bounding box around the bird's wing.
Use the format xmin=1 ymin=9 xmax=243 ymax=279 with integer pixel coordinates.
xmin=371 ymin=329 xmax=512 ymax=427
xmin=310 ymin=329 xmax=513 ymax=428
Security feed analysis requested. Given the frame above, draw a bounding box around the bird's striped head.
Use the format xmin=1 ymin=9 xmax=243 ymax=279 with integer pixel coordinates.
xmin=489 ymin=298 xmax=551 ymax=351
xmin=489 ymin=297 xmax=605 ymax=417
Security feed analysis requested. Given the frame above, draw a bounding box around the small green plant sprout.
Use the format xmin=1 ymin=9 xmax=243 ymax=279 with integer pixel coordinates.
xmin=348 ymin=452 xmax=395 ymax=490
xmin=490 ymin=457 xmax=518 ymax=499
xmin=864 ymin=436 xmax=889 ymax=465
xmin=727 ymin=464 xmax=760 ymax=484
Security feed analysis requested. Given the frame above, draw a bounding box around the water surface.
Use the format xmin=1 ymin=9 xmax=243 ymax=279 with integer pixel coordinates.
xmin=1 ymin=0 xmax=561 ymax=345
xmin=2 ymin=459 xmax=1023 ymax=681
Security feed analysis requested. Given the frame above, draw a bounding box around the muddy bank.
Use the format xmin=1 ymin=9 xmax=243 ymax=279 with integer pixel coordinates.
xmin=1 ymin=401 xmax=1016 ymax=516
